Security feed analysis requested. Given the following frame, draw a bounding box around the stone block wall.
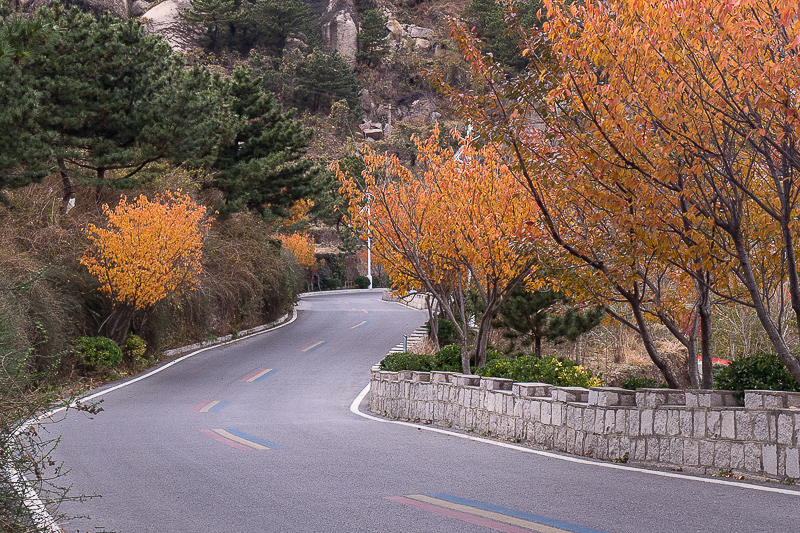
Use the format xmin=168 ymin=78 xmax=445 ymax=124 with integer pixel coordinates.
xmin=369 ymin=368 xmax=800 ymax=481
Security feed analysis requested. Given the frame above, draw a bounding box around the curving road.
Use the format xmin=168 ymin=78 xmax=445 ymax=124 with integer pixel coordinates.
xmin=49 ymin=290 xmax=800 ymax=533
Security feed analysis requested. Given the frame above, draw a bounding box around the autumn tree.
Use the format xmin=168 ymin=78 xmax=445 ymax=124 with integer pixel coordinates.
xmin=337 ymin=128 xmax=539 ymax=371
xmin=431 ymin=0 xmax=800 ymax=388
xmin=81 ymin=191 xmax=212 ymax=342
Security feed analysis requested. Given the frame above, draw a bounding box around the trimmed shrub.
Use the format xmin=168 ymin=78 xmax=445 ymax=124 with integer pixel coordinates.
xmin=619 ymin=375 xmax=667 ymax=390
xmin=715 ymin=351 xmax=800 ymax=403
xmin=433 ymin=344 xmax=462 ymax=372
xmin=123 ymin=333 xmax=149 ymax=368
xmin=379 ymin=352 xmax=434 ymax=371
xmin=354 ymin=275 xmax=371 ymax=289
xmin=73 ymin=336 xmax=122 ymax=371
xmin=476 ymin=354 xmax=602 ymax=388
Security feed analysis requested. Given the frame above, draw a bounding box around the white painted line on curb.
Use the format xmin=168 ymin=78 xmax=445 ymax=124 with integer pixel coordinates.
xmin=16 ymin=309 xmax=297 ymax=532
xmin=350 ymin=384 xmax=800 ymax=497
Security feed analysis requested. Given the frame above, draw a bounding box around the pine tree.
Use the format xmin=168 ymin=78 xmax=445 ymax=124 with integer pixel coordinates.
xmin=493 ymin=288 xmax=604 ymax=357
xmin=208 ymin=67 xmax=318 ymax=217
xmin=0 ymin=14 xmax=55 ymax=198
xmin=293 ymin=49 xmax=360 ymax=113
xmin=29 ymin=6 xmax=233 ymax=200
xmin=181 ymin=0 xmax=237 ymax=54
xmin=356 ymin=9 xmax=389 ymax=67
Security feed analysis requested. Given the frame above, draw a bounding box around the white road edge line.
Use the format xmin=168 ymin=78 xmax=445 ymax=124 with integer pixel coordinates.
xmin=16 ymin=309 xmax=297 ymax=532
xmin=349 ymin=383 xmax=800 ymax=497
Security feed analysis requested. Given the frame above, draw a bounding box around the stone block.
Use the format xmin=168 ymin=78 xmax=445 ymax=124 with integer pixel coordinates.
xmin=627 ymin=410 xmax=641 ymax=436
xmin=778 ymin=413 xmax=794 ymax=446
xmin=552 ymin=403 xmax=563 ymax=426
xmin=654 ymin=410 xmax=667 ymax=435
xmin=411 ymin=371 xmax=431 ymax=383
xmin=636 ymin=388 xmax=683 ymax=408
xmin=659 ymin=438 xmax=671 ymax=463
xmin=731 ymin=443 xmax=744 ymax=470
xmin=786 ymin=448 xmax=800 ymax=479
xmin=685 ymin=390 xmax=736 ymax=407
xmin=666 ymin=410 xmax=681 ymax=436
xmin=714 ymin=441 xmax=731 ymax=469
xmin=515 ymin=382 xmax=554 ymax=398
xmin=763 ymin=444 xmax=778 ymax=475
xmin=753 ymin=412 xmax=770 ymax=441
xmin=553 ymin=386 xmax=590 ymax=403
xmin=646 ymin=437 xmax=660 ymax=462
xmin=584 ymin=408 xmax=596 ymax=432
xmin=670 ymin=438 xmax=683 ymax=465
xmin=706 ymin=411 xmax=722 ymax=438
xmin=480 ymin=376 xmax=513 ymax=391
xmin=693 ymin=411 xmax=707 ymax=438
xmin=431 ymin=371 xmax=455 ymax=384
xmin=541 ymin=402 xmax=552 ymax=425
xmin=680 ymin=410 xmax=693 ymax=435
xmin=588 ymin=387 xmax=637 ymax=406
xmin=735 ymin=411 xmax=753 ymax=440
xmin=641 ymin=409 xmax=654 ymax=435
xmin=699 ymin=440 xmax=715 ymax=467
xmin=744 ymin=443 xmax=761 ymax=472
xmin=745 ymin=390 xmax=786 ymax=409
xmin=633 ymin=439 xmax=647 ymax=461
xmin=721 ymin=411 xmax=735 ymax=440
xmin=616 ymin=409 xmax=627 ymax=433
xmin=454 ymin=374 xmax=481 ymax=387
xmin=786 ymin=393 xmax=800 ymax=408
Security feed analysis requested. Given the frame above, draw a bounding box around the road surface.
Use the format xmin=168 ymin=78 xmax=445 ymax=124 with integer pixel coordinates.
xmin=47 ymin=290 xmax=800 ymax=532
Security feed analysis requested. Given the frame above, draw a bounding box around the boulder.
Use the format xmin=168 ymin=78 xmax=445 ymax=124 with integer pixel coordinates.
xmin=320 ymin=0 xmax=358 ymax=66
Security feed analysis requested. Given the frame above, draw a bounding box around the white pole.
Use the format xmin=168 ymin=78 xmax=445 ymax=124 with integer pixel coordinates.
xmin=367 ymin=201 xmax=373 ymax=289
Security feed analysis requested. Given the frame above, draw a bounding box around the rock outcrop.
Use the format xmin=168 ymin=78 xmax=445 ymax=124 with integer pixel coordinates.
xmin=319 ymin=0 xmax=358 ymax=66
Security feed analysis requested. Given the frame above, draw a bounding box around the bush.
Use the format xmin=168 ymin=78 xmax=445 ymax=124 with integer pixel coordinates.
xmin=354 ymin=275 xmax=371 ymax=289
xmin=379 ymin=352 xmax=433 ymax=371
xmin=619 ymin=375 xmax=667 ymax=390
xmin=123 ymin=333 xmax=149 ymax=368
xmin=715 ymin=351 xmax=800 ymax=404
xmin=436 ymin=318 xmax=459 ymax=347
xmin=73 ymin=336 xmax=122 ymax=371
xmin=476 ymin=354 xmax=602 ymax=388
xmin=433 ymin=344 xmax=462 ymax=372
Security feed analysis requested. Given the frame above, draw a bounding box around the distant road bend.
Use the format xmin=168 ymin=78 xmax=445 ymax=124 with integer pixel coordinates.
xmin=47 ymin=290 xmax=800 ymax=532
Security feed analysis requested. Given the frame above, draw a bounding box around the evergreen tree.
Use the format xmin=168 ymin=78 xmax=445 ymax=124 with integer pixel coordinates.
xmin=233 ymin=0 xmax=319 ymax=56
xmin=462 ymin=0 xmax=543 ymax=71
xmin=356 ymin=9 xmax=389 ymax=67
xmin=493 ymin=288 xmax=604 ymax=357
xmin=293 ymin=49 xmax=360 ymax=113
xmin=181 ymin=0 xmax=237 ymax=55
xmin=0 ymin=14 xmax=55 ymax=198
xmin=208 ymin=67 xmax=318 ymax=217
xmin=29 ymin=6 xmax=233 ymax=200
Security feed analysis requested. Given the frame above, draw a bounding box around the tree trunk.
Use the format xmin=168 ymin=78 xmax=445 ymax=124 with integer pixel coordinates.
xmin=99 ymin=305 xmax=134 ymax=344
xmin=426 ymin=296 xmax=439 ymax=349
xmin=698 ymin=278 xmax=713 ymax=389
xmin=58 ymin=158 xmax=74 ymax=213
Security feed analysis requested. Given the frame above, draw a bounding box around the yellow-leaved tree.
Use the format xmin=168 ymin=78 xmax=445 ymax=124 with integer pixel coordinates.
xmin=81 ymin=190 xmax=212 ymax=342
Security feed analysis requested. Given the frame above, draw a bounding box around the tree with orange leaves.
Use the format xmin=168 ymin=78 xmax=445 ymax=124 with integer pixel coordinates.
xmin=279 ymin=233 xmax=317 ymax=270
xmin=432 ymin=0 xmax=800 ymax=387
xmin=336 ymin=127 xmax=540 ymax=371
xmin=82 ymin=191 xmax=212 ymax=342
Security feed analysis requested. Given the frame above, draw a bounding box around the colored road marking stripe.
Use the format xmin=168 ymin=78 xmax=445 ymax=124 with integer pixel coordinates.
xmin=349 ymin=320 xmax=369 ymax=329
xmin=430 ymin=494 xmax=607 ymax=533
xmin=406 ymin=495 xmax=571 ymax=533
xmin=240 ymin=368 xmax=275 ymax=382
xmin=299 ymin=341 xmax=325 ymax=352
xmin=199 ymin=429 xmax=252 ymax=451
xmin=190 ymin=401 xmax=210 ymax=412
xmin=385 ymin=497 xmax=533 ymax=533
xmin=223 ymin=428 xmax=284 ymax=449
xmin=208 ymin=400 xmax=228 ymax=412
xmin=212 ymin=429 xmax=270 ymax=450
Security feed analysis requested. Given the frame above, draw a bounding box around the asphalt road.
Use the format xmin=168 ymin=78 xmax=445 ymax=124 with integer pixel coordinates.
xmin=47 ymin=290 xmax=800 ymax=533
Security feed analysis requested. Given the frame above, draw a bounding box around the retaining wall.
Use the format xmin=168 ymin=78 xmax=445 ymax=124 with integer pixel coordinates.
xmin=369 ymin=368 xmax=800 ymax=481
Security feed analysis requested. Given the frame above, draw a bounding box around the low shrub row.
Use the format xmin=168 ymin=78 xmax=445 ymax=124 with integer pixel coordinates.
xmin=379 ymin=345 xmax=601 ymax=388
